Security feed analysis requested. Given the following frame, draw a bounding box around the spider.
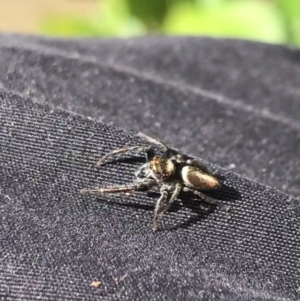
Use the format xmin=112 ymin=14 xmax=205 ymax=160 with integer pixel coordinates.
xmin=81 ymin=133 xmax=227 ymax=231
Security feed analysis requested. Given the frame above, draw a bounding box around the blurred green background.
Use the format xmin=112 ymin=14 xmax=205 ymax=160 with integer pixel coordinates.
xmin=1 ymin=0 xmax=300 ymax=46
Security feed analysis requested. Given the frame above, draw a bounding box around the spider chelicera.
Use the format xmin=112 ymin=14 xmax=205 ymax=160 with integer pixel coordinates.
xmin=81 ymin=133 xmax=227 ymax=231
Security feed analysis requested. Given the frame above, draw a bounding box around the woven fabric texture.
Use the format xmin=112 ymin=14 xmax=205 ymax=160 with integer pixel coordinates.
xmin=0 ymin=35 xmax=300 ymax=300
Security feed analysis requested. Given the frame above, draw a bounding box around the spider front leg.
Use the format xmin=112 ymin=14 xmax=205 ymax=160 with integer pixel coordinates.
xmin=183 ymin=187 xmax=229 ymax=211
xmin=138 ymin=132 xmax=168 ymax=151
xmin=80 ymin=179 xmax=156 ymax=195
xmin=153 ymin=183 xmax=182 ymax=231
xmin=97 ymin=145 xmax=153 ymax=165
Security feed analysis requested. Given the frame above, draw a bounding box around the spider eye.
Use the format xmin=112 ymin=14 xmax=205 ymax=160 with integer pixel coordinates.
xmin=150 ymin=156 xmax=175 ymax=178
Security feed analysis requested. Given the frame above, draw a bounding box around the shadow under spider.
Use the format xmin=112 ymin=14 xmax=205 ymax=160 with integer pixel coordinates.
xmin=100 ymin=156 xmax=146 ymax=166
xmin=165 ymin=184 xmax=241 ymax=231
xmin=92 ymin=183 xmax=241 ymax=232
xmin=96 ymin=154 xmax=241 ymax=231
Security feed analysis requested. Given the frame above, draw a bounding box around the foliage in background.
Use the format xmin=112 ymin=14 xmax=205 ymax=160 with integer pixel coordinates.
xmin=42 ymin=0 xmax=300 ymax=46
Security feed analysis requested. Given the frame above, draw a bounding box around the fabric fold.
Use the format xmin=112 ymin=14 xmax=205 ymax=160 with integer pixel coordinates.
xmin=0 ymin=35 xmax=300 ymax=300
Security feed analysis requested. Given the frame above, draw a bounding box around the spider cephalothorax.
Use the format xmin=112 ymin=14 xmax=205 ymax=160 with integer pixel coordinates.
xmin=81 ymin=133 xmax=227 ymax=231
xmin=149 ymin=156 xmax=175 ymax=179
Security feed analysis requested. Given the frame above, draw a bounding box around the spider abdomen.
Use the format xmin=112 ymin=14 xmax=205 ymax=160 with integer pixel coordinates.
xmin=181 ymin=166 xmax=219 ymax=190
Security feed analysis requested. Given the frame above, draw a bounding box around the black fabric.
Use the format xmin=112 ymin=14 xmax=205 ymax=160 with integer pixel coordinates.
xmin=0 ymin=34 xmax=300 ymax=300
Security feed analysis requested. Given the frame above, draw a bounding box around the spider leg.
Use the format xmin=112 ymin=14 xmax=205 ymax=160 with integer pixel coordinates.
xmin=138 ymin=132 xmax=168 ymax=151
xmin=183 ymin=187 xmax=229 ymax=210
xmin=153 ymin=183 xmax=182 ymax=231
xmin=80 ymin=179 xmax=156 ymax=194
xmin=153 ymin=189 xmax=169 ymax=231
xmin=97 ymin=145 xmax=153 ymax=165
xmin=134 ymin=162 xmax=151 ymax=179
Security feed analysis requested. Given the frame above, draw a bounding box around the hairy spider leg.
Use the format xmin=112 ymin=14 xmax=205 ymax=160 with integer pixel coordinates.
xmin=97 ymin=145 xmax=153 ymax=165
xmin=183 ymin=187 xmax=229 ymax=210
xmin=138 ymin=132 xmax=168 ymax=151
xmin=153 ymin=183 xmax=182 ymax=231
xmin=98 ymin=132 xmax=169 ymax=166
xmin=134 ymin=162 xmax=152 ymax=179
xmin=153 ymin=190 xmax=169 ymax=231
xmin=80 ymin=179 xmax=156 ymax=194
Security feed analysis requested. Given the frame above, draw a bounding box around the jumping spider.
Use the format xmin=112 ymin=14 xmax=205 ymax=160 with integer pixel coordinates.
xmin=81 ymin=133 xmax=227 ymax=231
